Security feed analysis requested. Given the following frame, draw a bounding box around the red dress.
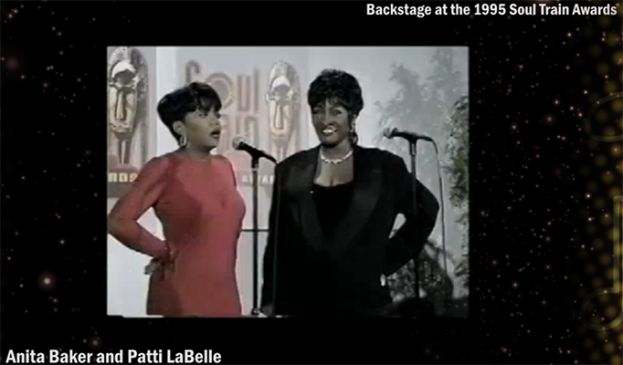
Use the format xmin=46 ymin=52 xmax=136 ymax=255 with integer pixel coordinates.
xmin=109 ymin=151 xmax=246 ymax=317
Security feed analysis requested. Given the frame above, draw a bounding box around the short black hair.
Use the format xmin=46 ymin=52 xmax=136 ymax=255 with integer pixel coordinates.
xmin=157 ymin=82 xmax=222 ymax=140
xmin=307 ymin=69 xmax=364 ymax=118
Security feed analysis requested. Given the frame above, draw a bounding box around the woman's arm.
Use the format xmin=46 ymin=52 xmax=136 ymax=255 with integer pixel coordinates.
xmin=108 ymin=157 xmax=171 ymax=259
xmin=384 ymin=156 xmax=440 ymax=275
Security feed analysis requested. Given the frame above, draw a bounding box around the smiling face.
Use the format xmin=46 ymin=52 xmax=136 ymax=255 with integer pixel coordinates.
xmin=307 ymin=70 xmax=364 ymax=150
xmin=311 ymin=99 xmax=354 ymax=148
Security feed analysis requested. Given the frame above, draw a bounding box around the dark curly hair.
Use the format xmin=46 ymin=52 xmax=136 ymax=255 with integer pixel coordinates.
xmin=307 ymin=69 xmax=364 ymax=117
xmin=156 ymin=82 xmax=222 ymax=142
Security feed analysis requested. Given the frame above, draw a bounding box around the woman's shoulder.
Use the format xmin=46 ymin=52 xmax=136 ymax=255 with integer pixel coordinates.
xmin=357 ymin=146 xmax=404 ymax=164
xmin=130 ymin=154 xmax=174 ymax=187
xmin=211 ymin=154 xmax=236 ymax=171
xmin=138 ymin=150 xmax=213 ymax=175
xmin=277 ymin=148 xmax=317 ymax=168
xmin=139 ymin=153 xmax=174 ymax=173
xmin=275 ymin=146 xmax=403 ymax=168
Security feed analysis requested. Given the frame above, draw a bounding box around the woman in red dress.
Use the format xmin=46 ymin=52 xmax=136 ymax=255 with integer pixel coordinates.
xmin=108 ymin=82 xmax=246 ymax=317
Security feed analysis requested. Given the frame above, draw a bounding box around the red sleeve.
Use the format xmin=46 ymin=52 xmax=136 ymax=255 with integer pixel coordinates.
xmin=108 ymin=156 xmax=170 ymax=258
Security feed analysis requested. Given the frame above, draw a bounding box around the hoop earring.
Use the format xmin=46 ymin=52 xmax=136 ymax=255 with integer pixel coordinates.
xmin=348 ymin=117 xmax=358 ymax=145
xmin=349 ymin=128 xmax=358 ymax=145
xmin=179 ymin=134 xmax=187 ymax=147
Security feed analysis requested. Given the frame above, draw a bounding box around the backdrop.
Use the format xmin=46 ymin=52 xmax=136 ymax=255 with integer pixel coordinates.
xmin=106 ymin=46 xmax=469 ymax=317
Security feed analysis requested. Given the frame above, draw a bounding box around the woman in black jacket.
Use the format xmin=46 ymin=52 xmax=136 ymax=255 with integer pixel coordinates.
xmin=261 ymin=69 xmax=439 ymax=317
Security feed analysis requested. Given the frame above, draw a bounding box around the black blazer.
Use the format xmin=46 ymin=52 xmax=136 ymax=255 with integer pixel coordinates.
xmin=261 ymin=145 xmax=439 ymax=316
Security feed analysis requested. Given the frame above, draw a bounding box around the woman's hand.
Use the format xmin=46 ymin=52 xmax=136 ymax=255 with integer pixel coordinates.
xmin=144 ymin=243 xmax=177 ymax=276
xmin=144 ymin=259 xmax=160 ymax=275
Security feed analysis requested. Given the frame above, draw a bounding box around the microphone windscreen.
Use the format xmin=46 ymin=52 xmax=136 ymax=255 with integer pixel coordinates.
xmin=232 ymin=136 xmax=245 ymax=149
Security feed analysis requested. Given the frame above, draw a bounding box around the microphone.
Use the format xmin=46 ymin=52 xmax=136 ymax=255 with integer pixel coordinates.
xmin=383 ymin=127 xmax=434 ymax=143
xmin=232 ymin=136 xmax=277 ymax=163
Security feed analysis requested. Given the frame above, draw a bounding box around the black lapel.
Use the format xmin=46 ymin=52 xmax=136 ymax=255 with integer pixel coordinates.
xmin=285 ymin=146 xmax=383 ymax=257
xmin=327 ymin=146 xmax=382 ymax=258
xmin=285 ymin=147 xmax=325 ymax=251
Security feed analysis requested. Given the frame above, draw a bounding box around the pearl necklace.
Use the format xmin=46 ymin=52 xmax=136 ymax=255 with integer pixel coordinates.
xmin=320 ymin=149 xmax=353 ymax=165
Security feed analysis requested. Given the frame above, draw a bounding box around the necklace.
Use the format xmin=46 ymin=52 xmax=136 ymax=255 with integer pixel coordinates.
xmin=320 ymin=149 xmax=353 ymax=165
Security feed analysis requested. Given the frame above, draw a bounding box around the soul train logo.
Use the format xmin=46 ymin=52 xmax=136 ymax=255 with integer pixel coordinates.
xmin=185 ymin=61 xmax=302 ymax=190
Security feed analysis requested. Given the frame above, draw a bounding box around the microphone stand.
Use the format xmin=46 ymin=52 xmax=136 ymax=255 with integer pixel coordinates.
xmin=408 ymin=141 xmax=421 ymax=308
xmin=269 ymin=172 xmax=283 ymax=318
xmin=232 ymin=137 xmax=277 ymax=316
xmin=385 ymin=129 xmax=444 ymax=317
xmin=250 ymin=155 xmax=261 ymax=316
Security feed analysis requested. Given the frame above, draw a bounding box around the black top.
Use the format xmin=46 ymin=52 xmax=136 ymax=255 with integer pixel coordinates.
xmin=311 ymin=181 xmax=355 ymax=242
